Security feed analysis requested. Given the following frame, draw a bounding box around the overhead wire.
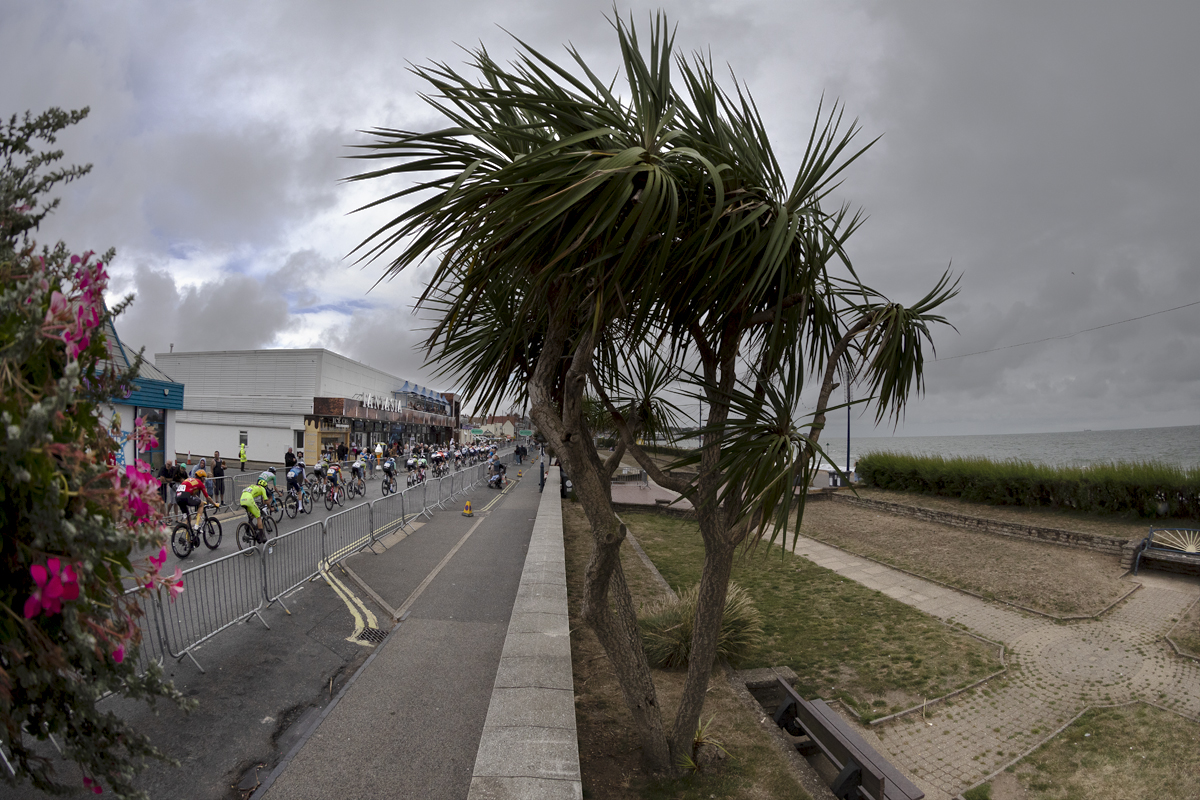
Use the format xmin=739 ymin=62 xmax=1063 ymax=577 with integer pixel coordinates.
xmin=933 ymin=299 xmax=1200 ymax=362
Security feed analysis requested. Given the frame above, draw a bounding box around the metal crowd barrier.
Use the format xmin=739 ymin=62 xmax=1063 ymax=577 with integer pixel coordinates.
xmin=263 ymin=519 xmax=324 ymax=612
xmin=158 ymin=547 xmax=271 ymax=671
xmin=137 ymin=447 xmax=512 ymax=672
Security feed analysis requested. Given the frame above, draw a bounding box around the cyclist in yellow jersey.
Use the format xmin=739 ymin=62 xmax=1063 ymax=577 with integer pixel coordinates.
xmin=240 ymin=483 xmax=269 ymax=543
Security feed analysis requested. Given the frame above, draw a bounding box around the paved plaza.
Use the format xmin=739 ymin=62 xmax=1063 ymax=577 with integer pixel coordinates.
xmin=788 ymin=537 xmax=1200 ymax=799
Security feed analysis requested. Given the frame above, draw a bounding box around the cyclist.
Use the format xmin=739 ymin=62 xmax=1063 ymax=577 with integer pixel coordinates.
xmin=351 ymin=454 xmax=366 ymax=485
xmin=258 ymin=467 xmax=278 ymax=500
xmin=286 ymin=459 xmax=307 ymax=514
xmin=176 ymin=469 xmax=216 ymax=531
xmin=327 ymin=460 xmax=342 ymax=496
xmin=240 ymin=481 xmax=270 ymax=543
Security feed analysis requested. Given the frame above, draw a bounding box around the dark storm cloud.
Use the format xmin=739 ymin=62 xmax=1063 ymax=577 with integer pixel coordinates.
xmin=4 ymin=0 xmax=1197 ymax=434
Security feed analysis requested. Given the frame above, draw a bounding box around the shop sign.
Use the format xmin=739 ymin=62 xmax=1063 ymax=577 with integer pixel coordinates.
xmin=518 ymin=429 xmax=533 ymax=436
xmin=363 ymin=393 xmax=403 ymax=413
xmin=470 ymin=428 xmax=484 ymax=434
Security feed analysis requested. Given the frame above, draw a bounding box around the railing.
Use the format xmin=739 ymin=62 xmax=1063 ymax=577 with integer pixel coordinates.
xmin=127 ymin=447 xmax=512 ymax=673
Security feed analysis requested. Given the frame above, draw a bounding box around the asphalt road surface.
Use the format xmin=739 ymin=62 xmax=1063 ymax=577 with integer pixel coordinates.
xmin=9 ymin=458 xmax=543 ymax=800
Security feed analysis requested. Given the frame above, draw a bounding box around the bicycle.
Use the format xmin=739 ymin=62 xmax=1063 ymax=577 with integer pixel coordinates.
xmin=324 ymin=481 xmax=346 ymax=510
xmin=262 ymin=489 xmax=285 ymax=523
xmin=349 ymin=473 xmax=366 ymax=498
xmin=235 ymin=508 xmax=277 ymax=552
xmin=170 ymin=503 xmax=222 ymax=558
xmin=381 ymin=471 xmax=398 ymax=495
xmin=284 ymin=484 xmax=313 ymax=518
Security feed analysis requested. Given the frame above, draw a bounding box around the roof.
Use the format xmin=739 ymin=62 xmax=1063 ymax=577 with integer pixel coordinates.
xmin=101 ymin=308 xmax=185 ymax=409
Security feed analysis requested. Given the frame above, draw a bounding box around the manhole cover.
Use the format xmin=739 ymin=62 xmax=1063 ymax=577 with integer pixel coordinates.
xmin=357 ymin=627 xmax=388 ymax=644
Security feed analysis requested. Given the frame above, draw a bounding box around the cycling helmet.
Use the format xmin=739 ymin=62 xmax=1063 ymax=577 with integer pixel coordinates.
xmin=269 ymin=467 xmax=277 ymax=474
xmin=257 ymin=478 xmax=268 ymax=487
xmin=195 ymin=469 xmax=207 ymax=478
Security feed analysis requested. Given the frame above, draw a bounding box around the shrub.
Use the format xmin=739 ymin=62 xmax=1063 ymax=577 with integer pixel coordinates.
xmin=1 ymin=108 xmax=189 ymax=799
xmin=857 ymin=451 xmax=1200 ymax=519
xmin=640 ymin=582 xmax=763 ymax=668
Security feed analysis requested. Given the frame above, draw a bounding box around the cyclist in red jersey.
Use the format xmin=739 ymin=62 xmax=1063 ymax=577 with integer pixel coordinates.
xmin=175 ymin=470 xmax=216 ymax=531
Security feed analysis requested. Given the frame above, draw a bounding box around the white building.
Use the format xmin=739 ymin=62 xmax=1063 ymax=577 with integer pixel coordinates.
xmin=155 ymin=348 xmax=458 ymax=464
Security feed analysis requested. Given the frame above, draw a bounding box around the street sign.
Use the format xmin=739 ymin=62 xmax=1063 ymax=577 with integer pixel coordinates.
xmin=470 ymin=428 xmax=484 ymax=434
xmin=518 ymin=429 xmax=533 ymax=436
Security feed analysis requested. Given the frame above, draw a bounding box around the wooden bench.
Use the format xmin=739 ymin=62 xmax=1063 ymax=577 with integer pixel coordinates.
xmin=1132 ymin=528 xmax=1200 ymax=575
xmin=771 ymin=677 xmax=923 ymax=800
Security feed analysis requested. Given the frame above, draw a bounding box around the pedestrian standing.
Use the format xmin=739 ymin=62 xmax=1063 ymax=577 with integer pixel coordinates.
xmin=157 ymin=460 xmax=175 ymax=515
xmin=285 ymin=447 xmax=296 ymax=469
xmin=239 ymin=441 xmax=247 ymax=472
xmin=212 ymin=453 xmax=226 ymax=505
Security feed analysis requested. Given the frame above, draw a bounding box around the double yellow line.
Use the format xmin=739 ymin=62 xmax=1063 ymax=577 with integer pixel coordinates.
xmin=321 ymin=474 xmax=519 ymax=642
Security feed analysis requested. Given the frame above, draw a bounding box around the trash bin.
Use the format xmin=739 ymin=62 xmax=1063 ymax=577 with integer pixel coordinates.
xmin=559 ymin=467 xmax=571 ymax=498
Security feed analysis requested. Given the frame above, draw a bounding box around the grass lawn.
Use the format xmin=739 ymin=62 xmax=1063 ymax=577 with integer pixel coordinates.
xmin=971 ymin=704 xmax=1200 ymax=800
xmin=799 ymin=500 xmax=1132 ymax=617
xmin=621 ymin=510 xmax=1002 ymax=720
xmin=1171 ymin=598 xmax=1200 ymax=658
xmin=563 ymin=501 xmax=812 ymax=800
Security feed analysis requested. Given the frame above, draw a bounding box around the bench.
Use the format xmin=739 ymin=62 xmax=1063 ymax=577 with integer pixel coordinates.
xmin=1132 ymin=528 xmax=1200 ymax=575
xmin=771 ymin=678 xmax=923 ymax=800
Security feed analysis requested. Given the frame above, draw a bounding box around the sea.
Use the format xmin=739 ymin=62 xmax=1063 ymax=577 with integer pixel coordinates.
xmin=669 ymin=424 xmax=1200 ymax=472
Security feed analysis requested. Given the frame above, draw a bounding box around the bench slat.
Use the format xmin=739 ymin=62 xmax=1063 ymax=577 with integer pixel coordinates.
xmin=774 ymin=678 xmax=925 ymax=800
xmin=810 ymin=700 xmax=924 ymax=800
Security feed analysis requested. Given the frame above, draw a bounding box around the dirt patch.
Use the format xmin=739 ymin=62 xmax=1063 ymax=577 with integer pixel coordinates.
xmin=1170 ymin=597 xmax=1200 ymax=658
xmin=848 ymin=487 xmax=1159 ymax=542
xmin=563 ymin=501 xmax=812 ymax=800
xmin=798 ymin=501 xmax=1131 ymax=617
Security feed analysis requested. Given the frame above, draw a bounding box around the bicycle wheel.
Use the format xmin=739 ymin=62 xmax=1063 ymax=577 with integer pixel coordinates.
xmin=354 ymin=477 xmax=365 ymax=496
xmin=271 ymin=496 xmax=284 ymax=523
xmin=301 ymin=488 xmax=313 ymax=514
xmin=381 ymin=475 xmax=391 ymax=495
xmin=262 ymin=516 xmax=276 ymax=542
xmin=325 ymin=487 xmax=335 ymax=511
xmin=285 ymin=492 xmax=298 ymax=519
xmin=236 ymin=521 xmax=254 ymax=552
xmin=334 ymin=486 xmax=344 ymax=507
xmin=170 ymin=523 xmax=193 ymax=558
xmin=202 ymin=518 xmax=223 ymax=550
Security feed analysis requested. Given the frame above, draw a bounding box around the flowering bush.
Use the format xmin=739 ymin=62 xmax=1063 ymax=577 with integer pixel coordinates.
xmin=1 ymin=108 xmax=190 ymax=798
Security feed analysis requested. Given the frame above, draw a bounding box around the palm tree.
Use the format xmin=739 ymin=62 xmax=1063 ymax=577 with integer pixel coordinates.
xmin=348 ymin=11 xmax=956 ymax=772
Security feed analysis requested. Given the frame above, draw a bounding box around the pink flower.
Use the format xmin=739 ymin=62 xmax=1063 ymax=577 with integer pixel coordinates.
xmin=82 ymin=775 xmax=103 ymax=794
xmin=168 ymin=568 xmax=185 ymax=601
xmin=150 ymin=548 xmax=167 ymax=571
xmin=112 ymin=646 xmax=125 ymax=663
xmin=23 ymin=559 xmax=80 ymax=618
xmin=44 ymin=290 xmax=69 ymax=322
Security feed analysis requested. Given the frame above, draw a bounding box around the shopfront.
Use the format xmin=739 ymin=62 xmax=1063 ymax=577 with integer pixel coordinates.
xmin=308 ymin=396 xmax=455 ymax=456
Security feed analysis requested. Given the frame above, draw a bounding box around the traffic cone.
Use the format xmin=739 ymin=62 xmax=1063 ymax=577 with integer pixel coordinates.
xmin=462 ymin=500 xmax=473 ymax=517
xmin=517 ymin=470 xmax=523 ymax=479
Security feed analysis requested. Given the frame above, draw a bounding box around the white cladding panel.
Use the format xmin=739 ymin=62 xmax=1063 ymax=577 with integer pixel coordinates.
xmin=176 ymin=410 xmax=303 ymax=429
xmin=156 ymin=350 xmax=321 ymax=412
xmin=315 ymin=351 xmax=413 ymax=398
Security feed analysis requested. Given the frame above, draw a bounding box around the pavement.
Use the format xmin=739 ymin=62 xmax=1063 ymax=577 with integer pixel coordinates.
xmin=13 ymin=468 xmax=1199 ymax=800
xmin=620 ymin=475 xmax=1200 ymax=799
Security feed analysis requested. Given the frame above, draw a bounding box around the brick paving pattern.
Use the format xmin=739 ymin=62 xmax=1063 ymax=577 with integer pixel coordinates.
xmin=787 ymin=537 xmax=1200 ymax=800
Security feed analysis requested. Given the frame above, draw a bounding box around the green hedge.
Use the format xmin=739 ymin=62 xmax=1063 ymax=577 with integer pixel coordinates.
xmin=856 ymin=452 xmax=1200 ymax=519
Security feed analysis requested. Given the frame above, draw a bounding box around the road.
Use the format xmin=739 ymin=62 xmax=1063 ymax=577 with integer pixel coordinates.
xmin=9 ymin=456 xmax=544 ymax=800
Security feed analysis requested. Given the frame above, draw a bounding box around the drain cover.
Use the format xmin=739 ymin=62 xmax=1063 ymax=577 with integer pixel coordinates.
xmin=357 ymin=627 xmax=388 ymax=644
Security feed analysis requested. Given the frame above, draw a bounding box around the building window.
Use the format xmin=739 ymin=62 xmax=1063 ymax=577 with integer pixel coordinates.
xmin=239 ymin=431 xmax=248 ymax=447
xmin=294 ymin=430 xmax=304 ymax=449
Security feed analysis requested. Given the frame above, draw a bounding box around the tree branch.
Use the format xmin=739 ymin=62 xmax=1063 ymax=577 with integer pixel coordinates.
xmin=745 ymin=291 xmax=808 ymax=327
xmin=591 ymin=373 xmax=691 ymax=495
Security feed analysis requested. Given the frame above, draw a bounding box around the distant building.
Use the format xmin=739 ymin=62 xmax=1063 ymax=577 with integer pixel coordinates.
xmin=98 ymin=311 xmax=185 ymax=472
xmin=154 ymin=348 xmax=457 ymax=462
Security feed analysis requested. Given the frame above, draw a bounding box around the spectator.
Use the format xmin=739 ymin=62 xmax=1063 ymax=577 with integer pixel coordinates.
xmin=189 ymin=457 xmax=207 ymax=479
xmin=337 ymin=442 xmax=348 ymax=462
xmin=157 ymin=460 xmax=176 ymax=515
xmin=285 ymin=447 xmax=296 ymax=469
xmin=211 ymin=453 xmax=226 ymax=505
xmin=239 ymin=441 xmax=247 ymax=472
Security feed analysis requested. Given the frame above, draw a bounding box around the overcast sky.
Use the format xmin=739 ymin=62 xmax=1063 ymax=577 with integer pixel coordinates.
xmin=3 ymin=1 xmax=1197 ymax=436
